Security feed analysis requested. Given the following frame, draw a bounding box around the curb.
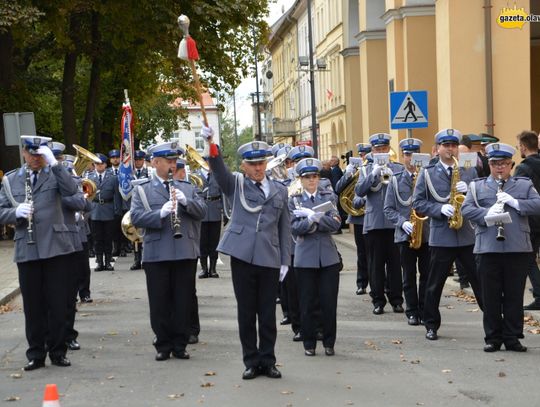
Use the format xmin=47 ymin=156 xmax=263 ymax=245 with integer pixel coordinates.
xmin=0 ymin=284 xmax=20 ymax=306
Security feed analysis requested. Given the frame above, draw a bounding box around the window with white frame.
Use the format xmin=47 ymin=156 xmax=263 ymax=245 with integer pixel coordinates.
xmin=195 ymin=131 xmax=204 ymax=150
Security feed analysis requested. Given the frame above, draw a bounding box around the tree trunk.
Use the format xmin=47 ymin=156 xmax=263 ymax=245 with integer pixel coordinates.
xmin=61 ymin=13 xmax=82 ymax=148
xmin=0 ymin=30 xmax=14 ymax=90
xmin=81 ymin=11 xmax=101 ymax=149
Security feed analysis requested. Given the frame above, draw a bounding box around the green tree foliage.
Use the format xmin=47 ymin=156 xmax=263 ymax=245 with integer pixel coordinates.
xmin=0 ymin=0 xmax=269 ymax=153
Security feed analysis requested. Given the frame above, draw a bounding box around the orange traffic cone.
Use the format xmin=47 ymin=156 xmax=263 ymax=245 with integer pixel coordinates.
xmin=42 ymin=384 xmax=60 ymax=407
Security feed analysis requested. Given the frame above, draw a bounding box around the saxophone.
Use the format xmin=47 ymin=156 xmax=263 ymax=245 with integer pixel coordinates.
xmin=409 ymin=171 xmax=428 ymax=249
xmin=448 ymin=155 xmax=465 ymax=230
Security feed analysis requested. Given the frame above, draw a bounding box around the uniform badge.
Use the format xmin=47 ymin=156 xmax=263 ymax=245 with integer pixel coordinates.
xmin=447 ymin=129 xmax=454 ymax=136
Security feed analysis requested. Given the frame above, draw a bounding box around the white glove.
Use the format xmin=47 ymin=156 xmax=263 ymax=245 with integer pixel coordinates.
xmin=486 ymin=203 xmax=504 ymax=218
xmin=201 ymin=124 xmax=214 ymax=141
xmin=160 ymin=201 xmax=174 ymax=218
xmin=279 ymin=265 xmax=289 ymax=282
xmin=401 ymin=221 xmax=414 ymax=235
xmin=37 ymin=146 xmax=58 ymax=166
xmin=293 ymin=208 xmax=315 ymax=218
xmin=75 ymin=212 xmax=81 ymax=222
xmin=308 ymin=211 xmax=324 ymax=223
xmin=441 ymin=204 xmax=455 ymax=217
xmin=455 ymin=181 xmax=468 ymax=193
xmin=372 ymin=164 xmax=382 ymax=176
xmin=497 ymin=192 xmax=519 ymax=210
xmin=175 ymin=189 xmax=187 ymax=206
xmin=345 ymin=163 xmax=355 ymax=175
xmin=15 ymin=203 xmax=33 ymax=219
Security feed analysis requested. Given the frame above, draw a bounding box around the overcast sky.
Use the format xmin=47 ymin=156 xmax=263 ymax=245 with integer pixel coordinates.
xmin=233 ymin=0 xmax=296 ymax=129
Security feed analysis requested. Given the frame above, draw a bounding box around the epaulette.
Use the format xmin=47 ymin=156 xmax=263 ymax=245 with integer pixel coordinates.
xmin=178 ymin=179 xmax=192 ymax=185
xmin=4 ymin=168 xmax=17 ymax=177
xmin=393 ymin=170 xmax=405 ymax=177
xmin=514 ymin=177 xmax=531 ymax=181
xmin=472 ymin=177 xmax=487 ymax=182
xmin=131 ymin=178 xmax=150 ymax=186
xmin=393 ymin=161 xmax=405 ymax=167
xmin=319 ymin=189 xmax=333 ymax=195
xmin=423 ymin=164 xmax=436 ymax=170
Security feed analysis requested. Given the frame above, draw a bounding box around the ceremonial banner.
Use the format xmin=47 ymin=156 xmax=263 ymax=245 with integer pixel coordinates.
xmin=119 ymin=91 xmax=135 ymax=200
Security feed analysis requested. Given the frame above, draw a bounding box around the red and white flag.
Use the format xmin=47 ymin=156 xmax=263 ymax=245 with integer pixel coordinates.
xmin=326 ymin=88 xmax=334 ymax=100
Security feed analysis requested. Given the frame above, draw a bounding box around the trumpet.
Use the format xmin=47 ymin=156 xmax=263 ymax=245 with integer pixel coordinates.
xmin=168 ymin=169 xmax=182 ymax=239
xmin=24 ymin=168 xmax=35 ymax=244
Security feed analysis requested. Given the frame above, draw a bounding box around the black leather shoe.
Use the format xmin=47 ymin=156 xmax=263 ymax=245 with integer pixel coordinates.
xmin=104 ymin=263 xmax=114 ymax=271
xmin=94 ymin=264 xmax=105 ymax=272
xmin=523 ymin=301 xmax=540 ymax=311
xmin=293 ymin=332 xmax=303 ymax=342
xmin=24 ymin=359 xmax=45 ymax=371
xmin=263 ymin=365 xmax=282 ymax=378
xmin=198 ymin=271 xmax=209 ymax=279
xmin=407 ymin=316 xmax=420 ymax=326
xmin=81 ymin=296 xmax=93 ymax=303
xmin=209 ymin=271 xmax=219 ymax=278
xmin=392 ymin=304 xmax=404 ymax=313
xmin=172 ymin=350 xmax=190 ymax=359
xmin=304 ymin=349 xmax=316 ymax=356
xmin=373 ymin=306 xmax=384 ymax=315
xmin=119 ymin=249 xmax=127 ymax=257
xmin=505 ymin=342 xmax=527 ymax=352
xmin=460 ymin=282 xmax=470 ymax=289
xmin=89 ymin=250 xmax=95 ymax=258
xmin=242 ymin=367 xmax=259 ymax=380
xmin=356 ymin=288 xmax=367 ymax=295
xmin=130 ymin=262 xmax=142 ymax=270
xmin=67 ymin=340 xmax=80 ymax=350
xmin=50 ymin=356 xmax=71 ymax=367
xmin=484 ymin=343 xmax=501 ymax=352
xmin=188 ymin=334 xmax=199 ymax=344
xmin=276 ymin=297 xmax=281 ymax=304
xmin=324 ymin=347 xmax=335 ymax=356
xmin=425 ymin=329 xmax=438 ymax=341
xmin=316 ymin=331 xmax=324 ymax=341
xmin=155 ymin=351 xmax=170 ymax=361
xmin=280 ymin=316 xmax=291 ymax=325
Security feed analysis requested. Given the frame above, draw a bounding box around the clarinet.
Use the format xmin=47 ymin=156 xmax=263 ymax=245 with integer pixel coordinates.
xmin=25 ymin=169 xmax=36 ymax=244
xmin=495 ymin=175 xmax=506 ymax=242
xmin=168 ymin=169 xmax=182 ymax=239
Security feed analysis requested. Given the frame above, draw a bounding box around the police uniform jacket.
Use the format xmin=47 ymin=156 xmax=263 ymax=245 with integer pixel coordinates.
xmin=462 ymin=176 xmax=540 ymax=253
xmin=335 ymin=170 xmax=365 ymax=225
xmin=88 ymin=169 xmax=122 ymax=221
xmin=289 ymin=189 xmax=341 ymax=268
xmin=130 ymin=177 xmax=207 ymax=262
xmin=383 ymin=170 xmax=430 ymax=244
xmin=77 ymin=200 xmax=92 ymax=243
xmin=208 ymin=154 xmax=291 ymax=269
xmin=200 ymin=171 xmax=223 ymax=223
xmin=412 ymin=161 xmax=477 ymax=247
xmin=355 ymin=162 xmax=404 ymax=233
xmin=61 ymin=190 xmax=87 ymax=252
xmin=0 ymin=164 xmax=78 ymax=262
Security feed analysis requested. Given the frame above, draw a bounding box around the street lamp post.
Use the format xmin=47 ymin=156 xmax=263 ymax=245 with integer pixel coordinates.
xmin=306 ymin=0 xmax=318 ymax=158
xmin=253 ymin=26 xmax=263 ymax=141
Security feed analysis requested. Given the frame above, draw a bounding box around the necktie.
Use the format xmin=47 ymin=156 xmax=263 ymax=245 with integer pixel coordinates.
xmin=137 ymin=170 xmax=141 ymax=178
xmin=448 ymin=167 xmax=453 ymax=178
xmin=32 ymin=171 xmax=38 ymax=188
xmin=310 ymin=195 xmax=315 ymax=203
xmin=98 ymin=174 xmax=103 ymax=184
xmin=255 ymin=182 xmax=265 ymax=198
xmin=164 ymin=181 xmax=170 ymax=194
xmin=114 ymin=168 xmax=118 ymax=176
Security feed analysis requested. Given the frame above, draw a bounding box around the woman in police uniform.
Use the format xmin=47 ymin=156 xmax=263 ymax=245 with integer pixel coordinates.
xmin=289 ymin=158 xmax=342 ymax=357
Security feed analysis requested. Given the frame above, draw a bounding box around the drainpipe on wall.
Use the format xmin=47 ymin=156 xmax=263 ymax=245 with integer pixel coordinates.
xmin=484 ymin=0 xmax=494 ymax=136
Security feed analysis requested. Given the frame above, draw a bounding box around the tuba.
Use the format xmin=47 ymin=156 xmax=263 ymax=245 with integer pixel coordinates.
xmin=121 ymin=211 xmax=144 ymax=244
xmin=339 ymin=159 xmax=366 ymax=217
xmin=185 ymin=144 xmax=209 ymax=189
xmin=267 ymin=153 xmax=289 ymax=181
xmin=73 ymin=144 xmax=101 ymax=200
xmin=448 ymin=155 xmax=465 ymax=230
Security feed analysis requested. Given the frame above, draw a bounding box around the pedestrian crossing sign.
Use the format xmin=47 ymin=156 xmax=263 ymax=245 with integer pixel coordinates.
xmin=390 ymin=91 xmax=428 ymax=129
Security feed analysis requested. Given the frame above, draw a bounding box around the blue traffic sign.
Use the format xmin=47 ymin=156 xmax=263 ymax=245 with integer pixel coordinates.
xmin=390 ymin=91 xmax=428 ymax=129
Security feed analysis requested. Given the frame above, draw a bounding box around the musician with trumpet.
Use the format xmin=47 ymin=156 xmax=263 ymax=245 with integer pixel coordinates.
xmin=130 ymin=141 xmax=206 ymax=361
xmin=335 ymin=143 xmax=371 ymax=295
xmin=412 ymin=129 xmax=483 ymax=341
xmin=0 ymin=136 xmax=79 ymax=370
xmin=383 ymin=139 xmax=430 ymax=326
xmin=461 ymin=143 xmax=540 ymax=352
xmin=356 ymin=133 xmax=405 ymax=315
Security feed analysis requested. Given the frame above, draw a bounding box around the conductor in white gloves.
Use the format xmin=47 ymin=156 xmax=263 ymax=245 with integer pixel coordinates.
xmin=202 ymin=125 xmax=291 ymax=380
xmin=412 ymin=129 xmax=483 ymax=341
xmin=289 ymin=158 xmax=342 ymax=357
xmin=462 ymin=142 xmax=540 ymax=352
xmin=0 ymin=135 xmax=79 ymax=371
xmin=383 ymin=138 xmax=430 ymax=327
xmin=130 ymin=141 xmax=207 ymax=362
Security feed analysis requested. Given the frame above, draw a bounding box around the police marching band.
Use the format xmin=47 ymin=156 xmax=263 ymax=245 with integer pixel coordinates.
xmin=1 ymin=125 xmax=540 ymax=376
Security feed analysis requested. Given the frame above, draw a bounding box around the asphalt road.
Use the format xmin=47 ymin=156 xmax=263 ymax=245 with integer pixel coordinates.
xmin=1 ymin=241 xmax=538 ymax=406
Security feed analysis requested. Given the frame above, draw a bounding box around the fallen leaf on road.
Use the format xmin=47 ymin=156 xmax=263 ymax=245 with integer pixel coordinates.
xmin=410 ymin=360 xmax=420 ymax=364
xmin=106 ymin=375 xmax=114 ymax=380
xmin=280 ymin=390 xmax=293 ymax=395
xmin=336 ymin=371 xmax=342 ymax=374
xmin=107 ymin=331 xmax=118 ymax=336
xmin=79 ymin=313 xmax=92 ymax=317
xmin=168 ymin=394 xmax=184 ymax=399
xmin=204 ymin=371 xmax=216 ymax=376
xmin=0 ymin=304 xmax=14 ymax=314
xmin=276 ymin=363 xmax=283 ymax=367
xmin=448 ymin=381 xmax=453 ymax=384
xmin=346 ymin=401 xmax=354 ymax=405
xmin=498 ymin=372 xmax=506 ymax=378
xmin=200 ymin=382 xmax=214 ymax=388
xmin=131 ymin=331 xmax=138 ymax=335
xmin=4 ymin=396 xmax=20 ymax=401
xmin=345 ymin=385 xmax=352 ymax=389
xmin=441 ymin=369 xmax=451 ymax=373
xmin=527 ymin=328 xmax=540 ymax=335
xmin=446 ymin=305 xmax=455 ymax=309
xmin=466 ymin=308 xmax=479 ymax=312
xmin=391 ymin=339 xmax=403 ymax=345
xmin=364 ymin=340 xmax=380 ymax=351
xmin=9 ymin=373 xmax=22 ymax=379
xmin=495 ymin=358 xmax=505 ymax=362
xmin=416 ymin=403 xmax=425 ymax=406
